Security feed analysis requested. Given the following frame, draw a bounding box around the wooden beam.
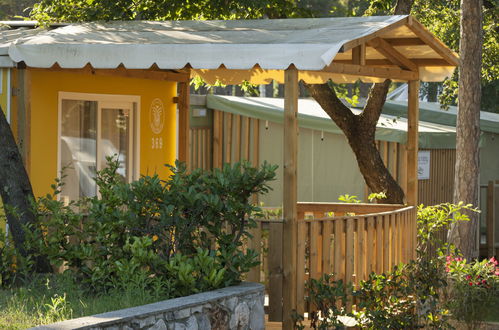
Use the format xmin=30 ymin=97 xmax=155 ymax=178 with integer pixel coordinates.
xmin=352 ymin=44 xmax=366 ymax=66
xmin=30 ymin=64 xmax=191 ymax=82
xmin=334 ymin=58 xmax=450 ymax=67
xmin=407 ymin=17 xmax=459 ymax=67
xmin=406 ymin=80 xmax=420 ymax=205
xmin=17 ymin=68 xmax=31 ymax=173
xmin=282 ymin=66 xmax=298 ymax=329
xmin=177 ymin=80 xmax=190 ymax=167
xmin=367 ymin=37 xmax=418 ymax=71
xmin=384 ymin=37 xmax=425 ymax=46
xmin=340 ymin=16 xmax=409 ymax=53
xmin=318 ymin=62 xmax=418 ymax=80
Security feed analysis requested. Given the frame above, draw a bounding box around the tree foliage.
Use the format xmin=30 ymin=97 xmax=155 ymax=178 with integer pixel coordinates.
xmin=367 ymin=0 xmax=498 ymax=113
xmin=30 ymin=0 xmax=311 ymax=22
xmin=0 ymin=0 xmax=36 ymax=19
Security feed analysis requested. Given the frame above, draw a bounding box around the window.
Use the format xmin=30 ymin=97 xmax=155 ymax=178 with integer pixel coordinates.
xmin=58 ymin=93 xmax=139 ymax=202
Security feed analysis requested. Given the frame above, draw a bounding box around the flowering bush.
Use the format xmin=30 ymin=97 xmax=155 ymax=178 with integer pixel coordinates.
xmin=445 ymin=256 xmax=499 ymax=328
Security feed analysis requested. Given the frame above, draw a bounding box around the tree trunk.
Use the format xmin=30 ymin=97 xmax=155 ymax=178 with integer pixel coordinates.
xmin=0 ymin=107 xmax=51 ymax=272
xmin=304 ymin=0 xmax=414 ymax=204
xmin=305 ymin=81 xmax=405 ymax=204
xmin=448 ymin=0 xmax=483 ymax=259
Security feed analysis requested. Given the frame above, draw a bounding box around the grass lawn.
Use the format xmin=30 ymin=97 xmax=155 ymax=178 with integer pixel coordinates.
xmin=0 ymin=274 xmax=168 ymax=330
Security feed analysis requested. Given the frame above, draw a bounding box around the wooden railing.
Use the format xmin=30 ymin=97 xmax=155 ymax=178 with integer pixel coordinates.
xmin=246 ymin=202 xmax=417 ymax=322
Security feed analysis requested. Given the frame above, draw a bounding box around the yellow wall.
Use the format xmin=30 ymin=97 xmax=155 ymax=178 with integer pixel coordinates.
xmin=0 ymin=68 xmax=8 ymax=113
xmin=28 ymin=69 xmax=177 ymax=197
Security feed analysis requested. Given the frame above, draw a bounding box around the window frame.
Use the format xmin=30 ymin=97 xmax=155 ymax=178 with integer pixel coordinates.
xmin=57 ymin=92 xmax=141 ymax=198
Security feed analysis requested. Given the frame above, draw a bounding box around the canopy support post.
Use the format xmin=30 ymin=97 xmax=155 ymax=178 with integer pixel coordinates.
xmin=407 ymin=80 xmax=420 ymax=205
xmin=282 ymin=66 xmax=298 ymax=329
xmin=178 ymin=81 xmax=190 ymax=168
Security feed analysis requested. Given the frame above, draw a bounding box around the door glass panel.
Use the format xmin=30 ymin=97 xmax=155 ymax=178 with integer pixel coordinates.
xmin=60 ymin=100 xmax=98 ymax=201
xmin=100 ymin=108 xmax=130 ymax=182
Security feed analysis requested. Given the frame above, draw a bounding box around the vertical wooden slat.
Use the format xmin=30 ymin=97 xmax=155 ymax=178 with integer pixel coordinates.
xmin=407 ymin=80 xmax=420 ymax=205
xmin=390 ymin=213 xmax=397 ymax=267
xmin=197 ymin=129 xmax=202 ymax=169
xmin=234 ymin=115 xmax=241 ymax=162
xmin=225 ymin=112 xmax=233 ymax=164
xmin=310 ymin=221 xmax=321 ymax=280
xmin=404 ymin=211 xmax=409 ymax=263
xmin=382 ymin=141 xmax=389 ymax=167
xmin=398 ymin=144 xmax=408 ymax=199
xmin=203 ymin=129 xmax=208 ymax=170
xmin=269 ymin=222 xmax=283 ymax=322
xmin=322 ymin=220 xmax=332 ymax=275
xmin=243 ymin=116 xmax=250 ymax=160
xmin=206 ymin=128 xmax=212 ymax=170
xmin=333 ymin=219 xmax=343 ymax=280
xmin=383 ymin=214 xmax=390 ymax=272
xmin=397 ymin=212 xmax=403 ymax=263
xmin=188 ymin=129 xmax=193 ymax=171
xmin=213 ymin=110 xmax=222 ymax=169
xmin=247 ymin=224 xmax=261 ymax=282
xmin=252 ymin=118 xmax=260 ymax=167
xmin=376 ymin=215 xmax=383 ymax=274
xmin=296 ymin=216 xmax=306 ymax=315
xmin=345 ymin=218 xmax=355 ymax=284
xmin=366 ymin=217 xmax=374 ymax=274
xmin=177 ymin=81 xmax=190 ymax=168
xmin=282 ymin=67 xmax=298 ymax=329
xmin=356 ymin=217 xmax=365 ymax=283
xmin=390 ymin=142 xmax=398 ymax=180
xmin=345 ymin=218 xmax=354 ymax=312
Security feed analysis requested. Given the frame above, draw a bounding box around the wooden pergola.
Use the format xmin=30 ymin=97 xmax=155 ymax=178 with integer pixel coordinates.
xmin=186 ymin=16 xmax=459 ymax=328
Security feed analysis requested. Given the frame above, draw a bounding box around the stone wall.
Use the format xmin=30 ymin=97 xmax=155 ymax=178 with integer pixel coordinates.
xmin=31 ymin=282 xmax=264 ymax=330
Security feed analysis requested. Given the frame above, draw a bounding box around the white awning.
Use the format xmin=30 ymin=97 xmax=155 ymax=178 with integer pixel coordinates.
xmin=7 ymin=16 xmax=458 ymax=83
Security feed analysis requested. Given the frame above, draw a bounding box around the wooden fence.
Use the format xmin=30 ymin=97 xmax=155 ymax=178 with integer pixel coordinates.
xmin=191 ymin=110 xmax=456 ymax=206
xmin=247 ymin=202 xmax=417 ymax=321
xmin=372 ymin=142 xmax=456 ymax=206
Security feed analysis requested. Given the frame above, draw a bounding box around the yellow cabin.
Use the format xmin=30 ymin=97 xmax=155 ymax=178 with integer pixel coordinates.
xmin=0 ymin=22 xmax=190 ymax=232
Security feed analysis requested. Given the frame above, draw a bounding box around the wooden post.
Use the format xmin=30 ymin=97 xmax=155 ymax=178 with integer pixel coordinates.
xmin=407 ymin=80 xmax=420 ymax=205
xmin=177 ymin=81 xmax=190 ymax=167
xmin=282 ymin=66 xmax=298 ymax=329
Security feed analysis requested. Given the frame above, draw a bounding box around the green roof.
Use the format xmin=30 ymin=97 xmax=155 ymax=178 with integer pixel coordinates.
xmin=207 ymin=95 xmax=458 ymax=149
xmin=383 ymin=100 xmax=499 ymax=134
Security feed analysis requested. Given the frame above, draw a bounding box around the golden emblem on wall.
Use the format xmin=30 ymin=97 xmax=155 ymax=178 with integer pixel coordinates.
xmin=149 ymin=98 xmax=165 ymax=135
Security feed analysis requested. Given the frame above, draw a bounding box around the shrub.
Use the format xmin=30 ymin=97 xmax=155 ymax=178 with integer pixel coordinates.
xmin=307 ymin=274 xmax=352 ymax=329
xmin=2 ymin=158 xmax=277 ymax=299
xmin=445 ymin=256 xmax=499 ymax=329
xmin=355 ymin=265 xmax=417 ymax=329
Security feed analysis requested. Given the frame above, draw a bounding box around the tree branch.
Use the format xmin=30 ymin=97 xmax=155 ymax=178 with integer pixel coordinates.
xmin=359 ymin=80 xmax=391 ymax=135
xmin=303 ymin=82 xmax=356 ymax=133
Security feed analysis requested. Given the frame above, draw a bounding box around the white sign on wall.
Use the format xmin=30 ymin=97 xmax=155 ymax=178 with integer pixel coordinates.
xmin=418 ymin=150 xmax=431 ymax=180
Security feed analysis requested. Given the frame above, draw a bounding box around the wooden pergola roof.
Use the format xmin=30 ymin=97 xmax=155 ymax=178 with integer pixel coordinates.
xmin=8 ymin=16 xmax=457 ymax=83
